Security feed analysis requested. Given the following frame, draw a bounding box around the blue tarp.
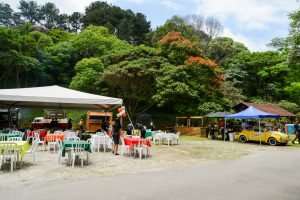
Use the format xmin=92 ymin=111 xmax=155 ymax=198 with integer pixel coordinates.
xmin=225 ymin=106 xmax=280 ymax=119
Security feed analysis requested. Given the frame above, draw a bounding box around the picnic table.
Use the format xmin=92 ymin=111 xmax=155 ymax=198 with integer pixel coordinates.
xmin=61 ymin=140 xmax=91 ymax=157
xmin=0 ymin=141 xmax=30 ymax=157
xmin=123 ymin=137 xmax=151 ymax=150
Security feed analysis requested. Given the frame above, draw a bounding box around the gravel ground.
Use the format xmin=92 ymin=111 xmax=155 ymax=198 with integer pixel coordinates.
xmin=0 ymin=137 xmax=298 ymax=189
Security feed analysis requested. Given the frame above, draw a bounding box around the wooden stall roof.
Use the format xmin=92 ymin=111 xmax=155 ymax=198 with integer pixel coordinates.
xmin=233 ymin=102 xmax=295 ymax=117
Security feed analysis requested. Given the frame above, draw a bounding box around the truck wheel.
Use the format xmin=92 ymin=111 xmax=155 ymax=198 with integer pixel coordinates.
xmin=239 ymin=135 xmax=247 ymax=143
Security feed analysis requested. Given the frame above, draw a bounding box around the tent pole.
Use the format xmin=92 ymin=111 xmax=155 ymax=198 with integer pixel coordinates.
xmin=123 ymin=103 xmax=135 ymax=132
xmin=259 ymin=119 xmax=261 ymax=147
xmin=224 ymin=118 xmax=226 ymax=141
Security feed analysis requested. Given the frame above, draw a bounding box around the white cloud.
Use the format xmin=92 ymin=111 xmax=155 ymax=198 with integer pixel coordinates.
xmin=192 ymin=0 xmax=298 ymax=30
xmin=222 ymin=28 xmax=268 ymax=52
xmin=161 ymin=0 xmax=184 ymax=11
xmin=126 ymin=0 xmax=148 ymax=4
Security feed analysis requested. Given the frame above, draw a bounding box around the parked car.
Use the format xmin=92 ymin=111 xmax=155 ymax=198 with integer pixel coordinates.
xmin=238 ymin=128 xmax=289 ymax=146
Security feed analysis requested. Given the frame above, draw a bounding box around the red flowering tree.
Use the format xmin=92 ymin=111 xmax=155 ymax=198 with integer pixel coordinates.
xmin=154 ymin=32 xmax=225 ymax=114
xmin=158 ymin=31 xmax=203 ymax=65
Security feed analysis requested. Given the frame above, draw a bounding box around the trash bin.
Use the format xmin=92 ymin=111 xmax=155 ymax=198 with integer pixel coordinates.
xmin=229 ymin=132 xmax=236 ymax=142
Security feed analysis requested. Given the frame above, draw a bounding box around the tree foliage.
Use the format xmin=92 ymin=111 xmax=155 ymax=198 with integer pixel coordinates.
xmin=82 ymin=1 xmax=150 ymax=45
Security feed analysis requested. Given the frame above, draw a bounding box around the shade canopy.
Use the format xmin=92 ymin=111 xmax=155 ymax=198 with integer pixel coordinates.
xmin=225 ymin=106 xmax=280 ymax=119
xmin=204 ymin=112 xmax=232 ymax=118
xmin=0 ymin=85 xmax=122 ymax=110
xmin=136 ymin=113 xmax=152 ymax=120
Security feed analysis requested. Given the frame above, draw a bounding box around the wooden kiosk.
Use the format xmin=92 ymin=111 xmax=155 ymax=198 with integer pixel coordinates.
xmin=175 ymin=116 xmax=205 ymax=136
xmin=86 ymin=111 xmax=112 ymax=132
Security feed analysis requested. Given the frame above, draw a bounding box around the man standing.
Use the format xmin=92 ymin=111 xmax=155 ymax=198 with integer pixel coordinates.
xmin=291 ymin=121 xmax=299 ymax=144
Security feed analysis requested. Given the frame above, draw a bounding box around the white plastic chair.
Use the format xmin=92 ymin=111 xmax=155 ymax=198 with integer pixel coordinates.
xmin=1 ymin=142 xmax=17 ymax=172
xmin=86 ymin=139 xmax=93 ymax=153
xmin=174 ymin=132 xmax=180 ymax=144
xmin=67 ymin=136 xmax=80 ymax=141
xmin=120 ymin=137 xmax=131 ymax=157
xmin=142 ymin=138 xmax=151 ymax=158
xmin=56 ymin=139 xmax=65 ymax=164
xmin=24 ymin=139 xmax=39 ymax=164
xmin=47 ymin=134 xmax=57 ymax=153
xmin=134 ymin=139 xmax=146 ymax=159
xmin=0 ymin=134 xmax=7 ymax=141
xmin=0 ymin=154 xmax=3 ymax=171
xmin=34 ymin=132 xmax=46 ymax=151
xmin=70 ymin=141 xmax=87 ymax=168
xmin=98 ymin=135 xmax=107 ymax=152
xmin=8 ymin=137 xmax=22 ymax=141
xmin=54 ymin=130 xmax=62 ymax=135
xmin=26 ymin=130 xmax=34 ymax=141
xmin=153 ymin=132 xmax=162 ymax=145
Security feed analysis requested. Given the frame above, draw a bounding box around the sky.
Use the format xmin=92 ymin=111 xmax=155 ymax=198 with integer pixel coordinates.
xmin=3 ymin=0 xmax=299 ymax=51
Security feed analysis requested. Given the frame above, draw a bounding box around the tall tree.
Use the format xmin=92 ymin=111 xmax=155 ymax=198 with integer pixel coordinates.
xmin=18 ymin=0 xmax=42 ymax=24
xmin=40 ymin=2 xmax=60 ymax=30
xmin=56 ymin=14 xmax=69 ymax=31
xmin=0 ymin=3 xmax=15 ymax=27
xmin=83 ymin=1 xmax=150 ymax=45
xmin=102 ymin=46 xmax=170 ymax=118
xmin=154 ymin=32 xmax=224 ymax=114
xmin=68 ymin=12 xmax=83 ymax=33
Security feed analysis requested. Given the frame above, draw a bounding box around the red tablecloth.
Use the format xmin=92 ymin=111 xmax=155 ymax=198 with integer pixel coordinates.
xmin=44 ymin=134 xmax=64 ymax=142
xmin=123 ymin=137 xmax=151 ymax=150
xmin=29 ymin=130 xmax=47 ymax=137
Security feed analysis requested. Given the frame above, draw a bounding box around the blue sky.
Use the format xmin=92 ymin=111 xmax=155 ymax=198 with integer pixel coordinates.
xmin=3 ymin=0 xmax=299 ymax=51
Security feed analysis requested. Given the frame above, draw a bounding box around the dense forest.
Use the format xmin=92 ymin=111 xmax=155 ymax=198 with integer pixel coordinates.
xmin=0 ymin=0 xmax=300 ymax=121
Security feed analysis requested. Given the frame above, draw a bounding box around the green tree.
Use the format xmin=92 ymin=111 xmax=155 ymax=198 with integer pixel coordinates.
xmin=70 ymin=58 xmax=104 ymax=92
xmin=82 ymin=1 xmax=150 ymax=45
xmin=102 ymin=46 xmax=168 ymax=118
xmin=0 ymin=3 xmax=15 ymax=27
xmin=40 ymin=2 xmax=60 ymax=30
xmin=68 ymin=12 xmax=83 ymax=33
xmin=277 ymin=100 xmax=299 ymax=114
xmin=208 ymin=37 xmax=249 ymax=64
xmin=18 ymin=0 xmax=42 ymax=24
xmin=284 ymin=82 xmax=300 ymax=105
xmin=154 ymin=32 xmax=224 ymax=115
xmin=146 ymin=16 xmax=196 ymax=46
xmin=56 ymin=14 xmax=69 ymax=31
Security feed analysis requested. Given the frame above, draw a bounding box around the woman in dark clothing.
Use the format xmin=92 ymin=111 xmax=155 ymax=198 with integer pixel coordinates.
xmin=112 ymin=119 xmax=122 ymax=155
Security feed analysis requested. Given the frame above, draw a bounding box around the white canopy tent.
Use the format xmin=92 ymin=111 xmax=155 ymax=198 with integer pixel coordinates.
xmin=0 ymin=85 xmax=122 ymax=110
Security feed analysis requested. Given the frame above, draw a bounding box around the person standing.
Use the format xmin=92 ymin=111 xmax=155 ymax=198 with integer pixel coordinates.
xmin=206 ymin=124 xmax=211 ymax=138
xmin=126 ymin=123 xmax=133 ymax=137
xmin=139 ymin=124 xmax=146 ymax=138
xmin=112 ymin=119 xmax=122 ymax=155
xmin=68 ymin=119 xmax=72 ymax=129
xmin=210 ymin=124 xmax=215 ymax=140
xmin=79 ymin=119 xmax=84 ymax=132
xmin=292 ymin=121 xmax=299 ymax=144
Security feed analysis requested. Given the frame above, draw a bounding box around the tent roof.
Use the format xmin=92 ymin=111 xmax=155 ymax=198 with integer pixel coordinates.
xmin=136 ymin=113 xmax=152 ymax=120
xmin=0 ymin=85 xmax=122 ymax=110
xmin=233 ymin=102 xmax=295 ymax=117
xmin=204 ymin=112 xmax=232 ymax=118
xmin=225 ymin=106 xmax=280 ymax=119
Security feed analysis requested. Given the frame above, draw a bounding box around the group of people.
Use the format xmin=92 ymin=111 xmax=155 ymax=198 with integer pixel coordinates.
xmin=291 ymin=121 xmax=300 ymax=144
xmin=110 ymin=120 xmax=149 ymax=155
xmin=206 ymin=122 xmax=233 ymax=140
